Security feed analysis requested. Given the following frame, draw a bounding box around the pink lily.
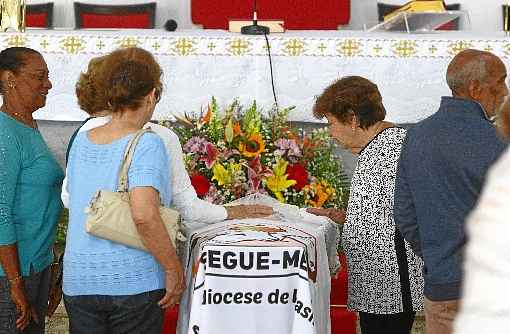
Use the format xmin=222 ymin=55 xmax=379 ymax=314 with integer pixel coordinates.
xmin=199 ymin=142 xmax=218 ymax=169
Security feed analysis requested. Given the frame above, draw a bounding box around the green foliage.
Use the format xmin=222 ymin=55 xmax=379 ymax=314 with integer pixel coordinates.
xmin=55 ymin=209 xmax=68 ymax=246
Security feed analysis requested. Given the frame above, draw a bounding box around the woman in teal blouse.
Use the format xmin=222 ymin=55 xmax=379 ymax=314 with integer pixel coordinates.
xmin=0 ymin=47 xmax=64 ymax=333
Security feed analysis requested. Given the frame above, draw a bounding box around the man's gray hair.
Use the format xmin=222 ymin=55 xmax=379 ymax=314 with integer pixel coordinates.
xmin=446 ymin=49 xmax=497 ymax=93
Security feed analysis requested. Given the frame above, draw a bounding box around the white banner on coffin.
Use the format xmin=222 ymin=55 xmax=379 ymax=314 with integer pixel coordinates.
xmin=188 ymin=245 xmax=316 ymax=334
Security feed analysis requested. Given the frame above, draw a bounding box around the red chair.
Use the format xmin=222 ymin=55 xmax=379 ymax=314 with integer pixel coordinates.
xmin=74 ymin=2 xmax=156 ymax=29
xmin=330 ymin=253 xmax=357 ymax=334
xmin=26 ymin=3 xmax=54 ymax=28
xmin=191 ymin=0 xmax=350 ymax=30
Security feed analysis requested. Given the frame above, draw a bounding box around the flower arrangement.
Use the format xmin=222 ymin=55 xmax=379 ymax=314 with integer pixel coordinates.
xmin=161 ymin=98 xmax=349 ymax=209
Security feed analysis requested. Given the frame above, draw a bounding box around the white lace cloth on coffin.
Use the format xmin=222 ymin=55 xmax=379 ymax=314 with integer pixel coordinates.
xmin=6 ymin=29 xmax=507 ymax=123
xmin=176 ymin=193 xmax=340 ymax=334
xmin=177 ymin=193 xmax=341 ymax=274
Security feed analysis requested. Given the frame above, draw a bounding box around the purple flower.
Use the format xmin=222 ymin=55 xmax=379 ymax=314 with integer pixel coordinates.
xmin=204 ymin=185 xmax=223 ymax=204
xmin=183 ymin=136 xmax=209 ymax=154
xmin=274 ymin=138 xmax=302 ymax=161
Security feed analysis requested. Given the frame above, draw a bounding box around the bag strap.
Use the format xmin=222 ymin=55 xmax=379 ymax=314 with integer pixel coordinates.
xmin=117 ymin=128 xmax=153 ymax=192
xmin=65 ymin=117 xmax=94 ymax=165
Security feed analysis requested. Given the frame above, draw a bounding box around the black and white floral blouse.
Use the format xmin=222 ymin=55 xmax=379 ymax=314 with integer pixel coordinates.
xmin=341 ymin=127 xmax=424 ymax=314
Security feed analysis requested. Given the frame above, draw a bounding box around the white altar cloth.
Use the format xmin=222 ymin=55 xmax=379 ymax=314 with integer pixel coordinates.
xmin=1 ymin=29 xmax=509 ymax=123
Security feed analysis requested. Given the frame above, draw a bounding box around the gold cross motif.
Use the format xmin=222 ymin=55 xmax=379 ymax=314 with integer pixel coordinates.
xmin=172 ymin=38 xmax=196 ymax=56
xmin=6 ymin=35 xmax=26 ymax=47
xmin=228 ymin=38 xmax=251 ymax=56
xmin=152 ymin=42 xmax=161 ymax=51
xmin=318 ymin=43 xmax=327 ymax=53
xmin=337 ymin=39 xmax=361 ymax=57
xmin=393 ymin=40 xmax=417 ymax=58
xmin=504 ymin=44 xmax=510 ymax=56
xmin=283 ymin=39 xmax=305 ymax=56
xmin=429 ymin=45 xmax=438 ymax=54
xmin=484 ymin=45 xmax=493 ymax=52
xmin=39 ymin=39 xmax=49 ymax=50
xmin=118 ymin=37 xmax=139 ymax=48
xmin=373 ymin=45 xmax=383 ymax=55
xmin=60 ymin=36 xmax=84 ymax=54
xmin=207 ymin=42 xmax=216 ymax=51
xmin=447 ymin=41 xmax=472 ymax=55
xmin=96 ymin=40 xmax=105 ymax=50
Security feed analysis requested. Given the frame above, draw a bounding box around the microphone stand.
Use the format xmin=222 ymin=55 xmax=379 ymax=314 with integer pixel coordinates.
xmin=241 ymin=0 xmax=269 ymax=35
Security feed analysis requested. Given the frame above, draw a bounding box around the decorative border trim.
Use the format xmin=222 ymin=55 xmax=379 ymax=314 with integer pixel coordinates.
xmin=2 ymin=31 xmax=510 ymax=58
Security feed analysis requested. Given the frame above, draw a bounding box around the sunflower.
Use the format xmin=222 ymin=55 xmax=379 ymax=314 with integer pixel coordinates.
xmin=239 ymin=133 xmax=265 ymax=158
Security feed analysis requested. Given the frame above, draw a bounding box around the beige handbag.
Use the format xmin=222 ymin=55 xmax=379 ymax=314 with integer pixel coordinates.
xmin=85 ymin=128 xmax=181 ymax=250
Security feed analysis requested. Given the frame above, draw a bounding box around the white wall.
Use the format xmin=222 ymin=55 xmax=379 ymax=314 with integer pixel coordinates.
xmin=28 ymin=0 xmax=507 ymax=32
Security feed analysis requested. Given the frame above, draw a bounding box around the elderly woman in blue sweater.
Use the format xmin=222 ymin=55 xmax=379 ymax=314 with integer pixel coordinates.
xmin=63 ymin=50 xmax=184 ymax=333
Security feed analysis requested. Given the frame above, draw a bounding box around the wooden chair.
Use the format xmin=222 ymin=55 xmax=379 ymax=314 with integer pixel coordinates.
xmin=377 ymin=2 xmax=461 ymax=30
xmin=74 ymin=2 xmax=156 ymax=29
xmin=26 ymin=3 xmax=54 ymax=28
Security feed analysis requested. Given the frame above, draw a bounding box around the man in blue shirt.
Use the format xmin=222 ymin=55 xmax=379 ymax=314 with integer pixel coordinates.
xmin=394 ymin=49 xmax=508 ymax=334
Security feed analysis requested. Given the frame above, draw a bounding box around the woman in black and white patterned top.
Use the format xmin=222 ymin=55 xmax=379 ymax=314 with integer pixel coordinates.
xmin=308 ymin=76 xmax=424 ymax=334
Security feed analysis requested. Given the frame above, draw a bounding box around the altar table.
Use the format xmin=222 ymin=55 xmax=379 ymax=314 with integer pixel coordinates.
xmin=1 ymin=29 xmax=509 ymax=123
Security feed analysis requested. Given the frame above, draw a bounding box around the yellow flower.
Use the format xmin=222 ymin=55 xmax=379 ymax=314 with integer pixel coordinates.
xmin=228 ymin=162 xmax=242 ymax=175
xmin=265 ymin=159 xmax=296 ymax=202
xmin=304 ymin=181 xmax=335 ymax=207
xmin=212 ymin=163 xmax=231 ymax=186
xmin=212 ymin=162 xmax=242 ymax=186
xmin=239 ymin=133 xmax=265 ymax=158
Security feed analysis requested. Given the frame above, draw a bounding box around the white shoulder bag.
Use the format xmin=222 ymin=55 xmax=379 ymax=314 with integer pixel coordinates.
xmin=85 ymin=128 xmax=181 ymax=250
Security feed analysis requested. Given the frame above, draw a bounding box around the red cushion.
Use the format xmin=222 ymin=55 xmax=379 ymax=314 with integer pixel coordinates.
xmin=330 ymin=253 xmax=348 ymax=305
xmin=192 ymin=0 xmax=350 ymax=30
xmin=330 ymin=307 xmax=357 ymax=334
xmin=162 ymin=305 xmax=179 ymax=334
xmin=79 ymin=12 xmax=152 ymax=29
xmin=26 ymin=12 xmax=48 ymax=28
